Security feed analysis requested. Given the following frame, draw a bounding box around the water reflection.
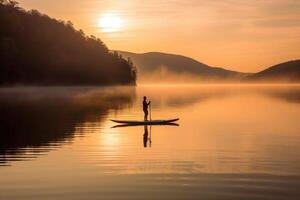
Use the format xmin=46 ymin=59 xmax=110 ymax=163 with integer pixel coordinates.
xmin=0 ymin=85 xmax=299 ymax=168
xmin=0 ymin=87 xmax=136 ymax=166
xmin=143 ymin=126 xmax=151 ymax=148
xmin=261 ymin=86 xmax=300 ymax=104
xmin=112 ymin=123 xmax=178 ymax=148
xmin=0 ymin=85 xmax=300 ymax=200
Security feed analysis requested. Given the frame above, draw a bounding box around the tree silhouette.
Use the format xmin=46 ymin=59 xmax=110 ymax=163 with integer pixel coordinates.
xmin=0 ymin=1 xmax=136 ymax=86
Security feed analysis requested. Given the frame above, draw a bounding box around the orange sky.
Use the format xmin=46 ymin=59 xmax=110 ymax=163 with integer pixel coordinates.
xmin=18 ymin=0 xmax=300 ymax=72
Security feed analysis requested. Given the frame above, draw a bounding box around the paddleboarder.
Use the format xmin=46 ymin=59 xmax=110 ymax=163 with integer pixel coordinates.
xmin=143 ymin=96 xmax=151 ymax=121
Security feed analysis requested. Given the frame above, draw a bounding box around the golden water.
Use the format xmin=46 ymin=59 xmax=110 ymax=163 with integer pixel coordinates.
xmin=0 ymin=85 xmax=299 ymax=199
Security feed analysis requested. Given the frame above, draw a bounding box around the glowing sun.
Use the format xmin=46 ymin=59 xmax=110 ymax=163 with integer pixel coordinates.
xmin=98 ymin=13 xmax=122 ymax=33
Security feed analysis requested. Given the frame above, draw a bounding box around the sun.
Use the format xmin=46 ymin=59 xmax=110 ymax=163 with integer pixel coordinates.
xmin=98 ymin=13 xmax=122 ymax=33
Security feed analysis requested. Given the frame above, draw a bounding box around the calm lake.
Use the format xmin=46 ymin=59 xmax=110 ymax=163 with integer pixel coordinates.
xmin=0 ymin=85 xmax=300 ymax=200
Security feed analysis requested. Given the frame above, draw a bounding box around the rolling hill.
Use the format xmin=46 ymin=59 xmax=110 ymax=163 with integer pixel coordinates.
xmin=245 ymin=60 xmax=300 ymax=83
xmin=118 ymin=51 xmax=248 ymax=83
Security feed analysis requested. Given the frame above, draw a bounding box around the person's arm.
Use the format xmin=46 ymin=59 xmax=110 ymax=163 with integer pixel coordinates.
xmin=148 ymin=101 xmax=151 ymax=105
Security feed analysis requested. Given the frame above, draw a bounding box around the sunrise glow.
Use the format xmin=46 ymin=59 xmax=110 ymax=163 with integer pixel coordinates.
xmin=98 ymin=13 xmax=122 ymax=33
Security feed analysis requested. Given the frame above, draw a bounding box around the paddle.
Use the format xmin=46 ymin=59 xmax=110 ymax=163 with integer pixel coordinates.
xmin=149 ymin=102 xmax=152 ymax=147
xmin=149 ymin=102 xmax=152 ymax=121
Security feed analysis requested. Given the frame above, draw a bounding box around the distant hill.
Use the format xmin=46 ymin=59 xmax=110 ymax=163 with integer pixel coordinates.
xmin=0 ymin=1 xmax=136 ymax=86
xmin=118 ymin=51 xmax=248 ymax=83
xmin=245 ymin=60 xmax=300 ymax=83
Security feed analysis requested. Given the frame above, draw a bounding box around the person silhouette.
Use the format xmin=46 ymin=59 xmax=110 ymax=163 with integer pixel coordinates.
xmin=143 ymin=96 xmax=151 ymax=121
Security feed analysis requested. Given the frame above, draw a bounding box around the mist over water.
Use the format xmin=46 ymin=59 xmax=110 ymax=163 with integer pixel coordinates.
xmin=137 ymin=66 xmax=206 ymax=84
xmin=137 ymin=67 xmax=244 ymax=84
xmin=0 ymin=85 xmax=300 ymax=200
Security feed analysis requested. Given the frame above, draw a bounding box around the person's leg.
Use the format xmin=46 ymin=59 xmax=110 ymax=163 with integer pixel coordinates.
xmin=144 ymin=110 xmax=148 ymax=121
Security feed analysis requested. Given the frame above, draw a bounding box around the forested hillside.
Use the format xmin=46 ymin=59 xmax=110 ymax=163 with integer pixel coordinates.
xmin=0 ymin=1 xmax=136 ymax=86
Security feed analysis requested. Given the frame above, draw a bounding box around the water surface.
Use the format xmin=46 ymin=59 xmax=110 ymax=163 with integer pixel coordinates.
xmin=0 ymin=85 xmax=300 ymax=200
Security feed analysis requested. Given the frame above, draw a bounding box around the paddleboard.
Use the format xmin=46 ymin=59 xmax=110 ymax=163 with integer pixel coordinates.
xmin=111 ymin=118 xmax=179 ymax=125
xmin=112 ymin=122 xmax=179 ymax=128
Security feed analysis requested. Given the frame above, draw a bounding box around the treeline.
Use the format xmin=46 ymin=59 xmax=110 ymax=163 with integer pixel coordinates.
xmin=0 ymin=0 xmax=136 ymax=86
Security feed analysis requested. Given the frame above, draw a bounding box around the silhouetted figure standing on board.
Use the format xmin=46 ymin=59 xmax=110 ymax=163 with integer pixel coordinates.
xmin=143 ymin=96 xmax=151 ymax=121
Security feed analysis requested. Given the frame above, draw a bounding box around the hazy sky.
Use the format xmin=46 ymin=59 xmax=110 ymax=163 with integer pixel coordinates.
xmin=18 ymin=0 xmax=300 ymax=72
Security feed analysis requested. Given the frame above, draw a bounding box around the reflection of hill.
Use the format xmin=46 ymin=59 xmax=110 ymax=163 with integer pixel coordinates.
xmin=0 ymin=87 xmax=136 ymax=165
xmin=259 ymin=86 xmax=300 ymax=104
